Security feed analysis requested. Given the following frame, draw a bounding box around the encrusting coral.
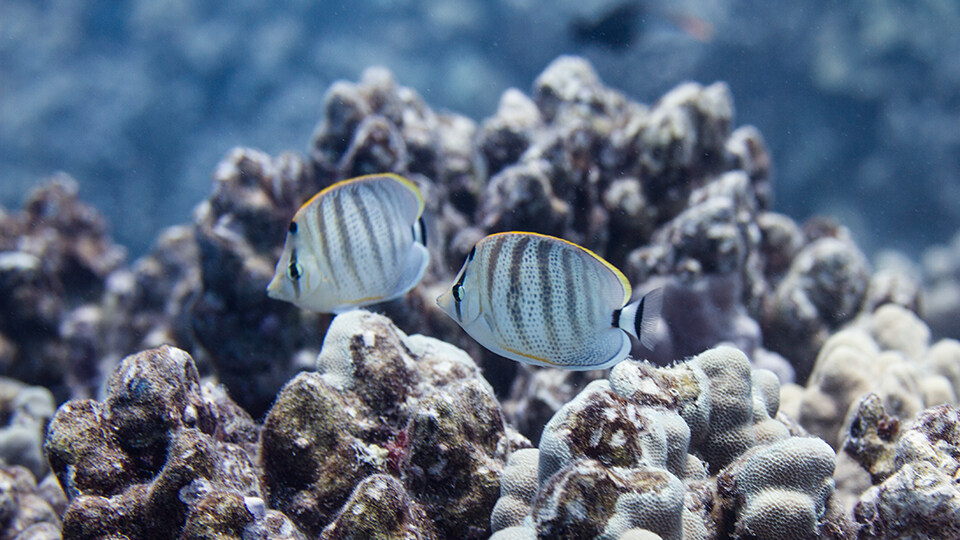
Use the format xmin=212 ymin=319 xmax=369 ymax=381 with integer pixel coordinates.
xmin=492 ymin=346 xmax=852 ymax=539
xmin=717 ymin=436 xmax=843 ymax=539
xmin=262 ymin=309 xmax=524 ymax=539
xmin=44 ymin=345 xmax=266 ymax=539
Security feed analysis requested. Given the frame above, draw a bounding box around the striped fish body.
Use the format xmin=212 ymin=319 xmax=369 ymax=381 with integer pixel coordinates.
xmin=437 ymin=232 xmax=661 ymax=370
xmin=267 ymin=173 xmax=429 ymax=313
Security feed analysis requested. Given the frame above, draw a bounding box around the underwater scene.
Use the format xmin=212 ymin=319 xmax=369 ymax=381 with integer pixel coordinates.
xmin=2 ymin=1 xmax=960 ymax=539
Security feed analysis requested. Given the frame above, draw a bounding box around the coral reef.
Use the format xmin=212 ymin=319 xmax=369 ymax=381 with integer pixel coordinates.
xmin=0 ymin=53 xmax=958 ymax=538
xmin=263 ymin=310 xmax=522 ymax=538
xmin=189 ymin=147 xmax=325 ymax=415
xmin=760 ymin=236 xmax=872 ymax=381
xmin=41 ymin=312 xmax=521 ymax=539
xmin=0 ymin=378 xmax=56 ymax=480
xmin=0 ymin=463 xmax=63 ymax=538
xmin=784 ymin=303 xmax=960 ymax=450
xmin=0 ymin=177 xmax=125 ymax=402
xmin=491 ymin=346 xmax=851 ymax=539
xmin=102 ymin=224 xmax=202 ymax=364
xmin=717 ymin=437 xmax=844 ymax=539
xmin=1 ymin=55 xmax=889 ymax=422
xmin=848 ymin=402 xmax=960 ymax=538
xmin=44 ymin=345 xmax=263 ymax=539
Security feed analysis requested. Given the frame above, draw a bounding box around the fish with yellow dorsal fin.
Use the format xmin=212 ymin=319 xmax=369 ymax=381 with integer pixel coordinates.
xmin=267 ymin=173 xmax=428 ymax=313
xmin=437 ymin=231 xmax=661 ymax=369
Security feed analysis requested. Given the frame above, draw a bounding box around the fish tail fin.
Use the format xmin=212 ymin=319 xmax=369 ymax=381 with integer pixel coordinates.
xmin=412 ymin=216 xmax=427 ymax=247
xmin=617 ymin=287 xmax=662 ymax=350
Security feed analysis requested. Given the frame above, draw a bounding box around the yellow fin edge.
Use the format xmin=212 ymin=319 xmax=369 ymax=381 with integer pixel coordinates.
xmin=484 ymin=231 xmax=632 ymax=305
xmin=299 ymin=173 xmax=425 ymax=217
xmin=500 ymin=344 xmax=560 ymax=367
xmin=351 ymin=293 xmax=388 ymax=304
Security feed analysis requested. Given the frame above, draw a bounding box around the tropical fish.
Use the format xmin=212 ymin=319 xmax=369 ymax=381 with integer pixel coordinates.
xmin=437 ymin=232 xmax=662 ymax=369
xmin=267 ymin=173 xmax=429 ymax=313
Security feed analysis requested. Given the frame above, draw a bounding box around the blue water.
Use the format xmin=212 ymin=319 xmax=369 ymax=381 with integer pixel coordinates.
xmin=2 ymin=0 xmax=957 ymax=257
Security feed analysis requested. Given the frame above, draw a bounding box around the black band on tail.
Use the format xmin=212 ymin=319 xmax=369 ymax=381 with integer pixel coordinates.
xmin=633 ymin=296 xmax=645 ymax=339
xmin=616 ymin=287 xmax=663 ymax=350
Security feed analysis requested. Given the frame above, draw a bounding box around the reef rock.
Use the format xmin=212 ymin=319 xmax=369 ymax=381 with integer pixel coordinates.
xmin=44 ymin=345 xmax=262 ymax=539
xmin=190 ymin=148 xmax=324 ymax=416
xmin=0 ymin=177 xmax=125 ymax=402
xmin=852 ymin=403 xmax=960 ymax=538
xmin=262 ymin=310 xmax=523 ymax=539
xmin=4 ymin=54 xmax=959 ymax=538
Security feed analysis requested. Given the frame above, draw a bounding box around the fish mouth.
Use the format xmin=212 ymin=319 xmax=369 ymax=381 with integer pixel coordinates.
xmin=437 ymin=288 xmax=480 ymax=325
xmin=437 ymin=288 xmax=465 ymax=323
xmin=266 ymin=274 xmax=284 ymax=300
xmin=436 ymin=289 xmax=453 ymax=313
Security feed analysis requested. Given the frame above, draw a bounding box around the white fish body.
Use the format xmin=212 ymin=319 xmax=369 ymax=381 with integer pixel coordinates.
xmin=267 ymin=173 xmax=429 ymax=313
xmin=437 ymin=232 xmax=661 ymax=370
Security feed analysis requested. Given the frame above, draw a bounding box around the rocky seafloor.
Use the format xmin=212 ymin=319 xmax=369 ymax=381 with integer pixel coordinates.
xmin=1 ymin=56 xmax=959 ymax=538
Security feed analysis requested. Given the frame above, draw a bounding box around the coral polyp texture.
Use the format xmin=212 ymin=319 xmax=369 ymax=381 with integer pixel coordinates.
xmin=0 ymin=55 xmax=958 ymax=537
xmin=491 ymin=346 xmax=851 ymax=539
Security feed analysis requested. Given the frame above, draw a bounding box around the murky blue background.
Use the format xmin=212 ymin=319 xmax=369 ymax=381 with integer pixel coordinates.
xmin=2 ymin=0 xmax=956 ymax=257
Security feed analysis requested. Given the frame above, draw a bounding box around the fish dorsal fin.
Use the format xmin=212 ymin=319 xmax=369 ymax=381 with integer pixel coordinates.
xmin=297 ymin=173 xmax=425 ymax=220
xmin=372 ymin=173 xmax=425 ymax=218
xmin=486 ymin=231 xmax=632 ymax=306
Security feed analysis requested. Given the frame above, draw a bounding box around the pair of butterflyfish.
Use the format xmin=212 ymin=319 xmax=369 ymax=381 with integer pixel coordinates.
xmin=267 ymin=173 xmax=662 ymax=370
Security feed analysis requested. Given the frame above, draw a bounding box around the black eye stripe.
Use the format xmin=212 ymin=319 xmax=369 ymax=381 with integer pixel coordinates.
xmin=468 ymin=246 xmax=476 ymax=261
xmin=288 ymin=248 xmax=301 ymax=279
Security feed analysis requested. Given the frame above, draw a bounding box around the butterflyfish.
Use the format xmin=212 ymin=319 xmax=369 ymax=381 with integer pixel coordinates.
xmin=437 ymin=232 xmax=662 ymax=370
xmin=267 ymin=173 xmax=429 ymax=313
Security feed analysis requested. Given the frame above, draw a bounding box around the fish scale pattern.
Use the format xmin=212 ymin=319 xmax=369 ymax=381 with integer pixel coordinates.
xmin=268 ymin=174 xmax=427 ymax=313
xmin=439 ymin=231 xmax=640 ymax=369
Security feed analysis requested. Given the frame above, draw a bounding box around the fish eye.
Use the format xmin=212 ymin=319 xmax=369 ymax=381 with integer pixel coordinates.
xmin=288 ymin=221 xmax=298 ymax=234
xmin=452 ymin=284 xmax=463 ymax=302
xmin=288 ymin=262 xmax=303 ymax=280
